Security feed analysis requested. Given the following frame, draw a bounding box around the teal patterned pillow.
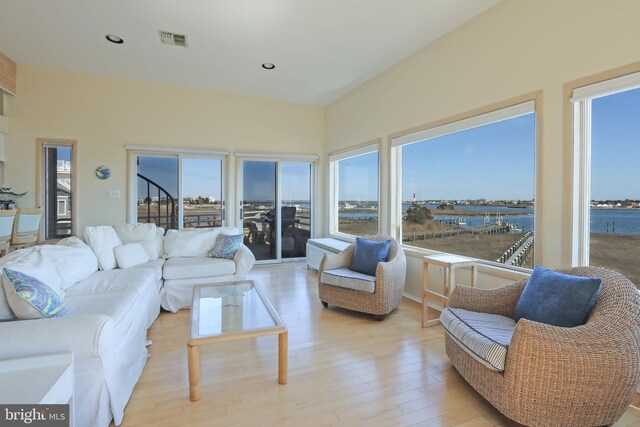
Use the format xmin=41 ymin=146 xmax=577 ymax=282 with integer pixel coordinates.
xmin=3 ymin=268 xmax=68 ymax=319
xmin=211 ymin=234 xmax=243 ymax=260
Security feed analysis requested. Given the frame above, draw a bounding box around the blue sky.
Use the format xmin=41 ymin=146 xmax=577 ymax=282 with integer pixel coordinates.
xmin=338 ymin=151 xmax=379 ymax=201
xmin=402 ymin=113 xmax=536 ymax=201
xmin=591 ymin=87 xmax=640 ymax=200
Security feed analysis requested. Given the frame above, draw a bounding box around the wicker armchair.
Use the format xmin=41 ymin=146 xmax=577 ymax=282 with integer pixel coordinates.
xmin=445 ymin=266 xmax=640 ymax=427
xmin=318 ymin=235 xmax=406 ymax=320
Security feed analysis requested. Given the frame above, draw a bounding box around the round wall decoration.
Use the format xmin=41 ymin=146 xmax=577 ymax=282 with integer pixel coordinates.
xmin=96 ymin=165 xmax=111 ymax=180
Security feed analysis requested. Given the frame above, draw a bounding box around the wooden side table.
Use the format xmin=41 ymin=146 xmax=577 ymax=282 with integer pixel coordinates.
xmin=422 ymin=254 xmax=477 ymax=327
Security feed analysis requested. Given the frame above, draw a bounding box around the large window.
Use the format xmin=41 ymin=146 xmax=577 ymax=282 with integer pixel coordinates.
xmin=329 ymin=145 xmax=379 ymax=237
xmin=572 ymin=72 xmax=640 ymax=285
xmin=40 ymin=141 xmax=74 ymax=239
xmin=130 ymin=149 xmax=226 ymax=230
xmin=391 ymin=102 xmax=536 ymax=267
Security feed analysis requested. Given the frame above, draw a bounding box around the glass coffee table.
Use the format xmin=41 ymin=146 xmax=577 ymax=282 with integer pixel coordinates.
xmin=187 ymin=280 xmax=288 ymax=401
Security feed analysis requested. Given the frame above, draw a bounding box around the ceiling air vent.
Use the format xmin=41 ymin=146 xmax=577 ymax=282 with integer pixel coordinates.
xmin=159 ymin=31 xmax=188 ymax=47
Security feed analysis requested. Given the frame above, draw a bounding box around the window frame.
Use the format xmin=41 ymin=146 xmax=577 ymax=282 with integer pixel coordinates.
xmin=328 ymin=141 xmax=381 ymax=239
xmin=388 ymin=96 xmax=541 ymax=267
xmin=569 ymin=69 xmax=640 ymax=266
xmin=127 ymin=146 xmax=228 ymax=229
xmin=36 ymin=138 xmax=77 ymax=241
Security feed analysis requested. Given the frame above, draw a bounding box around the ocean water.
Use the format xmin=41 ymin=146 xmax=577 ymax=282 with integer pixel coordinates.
xmin=339 ymin=204 xmax=640 ymax=235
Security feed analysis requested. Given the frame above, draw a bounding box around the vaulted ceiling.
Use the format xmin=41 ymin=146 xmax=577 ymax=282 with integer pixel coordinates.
xmin=0 ymin=0 xmax=499 ymax=105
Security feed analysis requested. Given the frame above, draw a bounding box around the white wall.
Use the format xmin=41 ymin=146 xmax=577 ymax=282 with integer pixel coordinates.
xmin=4 ymin=65 xmax=325 ymax=232
xmin=325 ymin=0 xmax=640 ymax=298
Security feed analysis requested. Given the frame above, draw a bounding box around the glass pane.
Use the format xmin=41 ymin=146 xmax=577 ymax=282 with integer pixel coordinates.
xmin=401 ymin=113 xmax=536 ymax=267
xmin=194 ymin=282 xmax=276 ymax=338
xmin=280 ymin=163 xmax=311 ymax=258
xmin=137 ymin=156 xmax=178 ymax=230
xmin=590 ymin=87 xmax=640 ymax=286
xmin=337 ymin=151 xmax=379 ymax=236
xmin=182 ymin=158 xmax=223 ymax=228
xmin=242 ymin=160 xmax=277 ymax=261
xmin=44 ymin=146 xmax=72 ymax=239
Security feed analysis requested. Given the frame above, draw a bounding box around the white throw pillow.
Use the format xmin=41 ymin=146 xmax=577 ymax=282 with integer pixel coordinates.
xmin=84 ymin=226 xmax=122 ymax=270
xmin=113 ymin=223 xmax=158 ymax=261
xmin=163 ymin=229 xmax=220 ymax=258
xmin=2 ymin=248 xmax=65 ymax=299
xmin=40 ymin=238 xmax=99 ymax=289
xmin=114 ymin=243 xmax=150 ymax=269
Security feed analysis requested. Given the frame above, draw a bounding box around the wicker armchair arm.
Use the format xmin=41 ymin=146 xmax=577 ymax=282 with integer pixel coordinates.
xmin=447 ymin=280 xmax=526 ymax=318
xmin=375 ymin=246 xmax=407 ymax=294
xmin=318 ymin=246 xmax=354 ymax=273
xmin=505 ymin=318 xmax=640 ymax=412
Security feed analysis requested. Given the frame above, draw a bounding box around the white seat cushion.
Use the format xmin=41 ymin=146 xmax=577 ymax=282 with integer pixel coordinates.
xmin=163 ymin=257 xmax=235 ymax=280
xmin=440 ymin=307 xmax=516 ymax=372
xmin=128 ymin=259 xmax=164 ymax=283
xmin=66 ymin=268 xmax=156 ymax=296
xmin=64 ymin=291 xmax=138 ymax=340
xmin=320 ymin=267 xmax=376 ymax=293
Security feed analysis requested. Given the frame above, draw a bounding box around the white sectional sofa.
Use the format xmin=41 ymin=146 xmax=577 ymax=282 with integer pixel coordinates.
xmin=0 ymin=224 xmax=255 ymax=427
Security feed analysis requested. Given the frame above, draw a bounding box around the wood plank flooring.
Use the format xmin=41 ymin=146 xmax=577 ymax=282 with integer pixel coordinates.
xmin=117 ymin=263 xmax=640 ymax=427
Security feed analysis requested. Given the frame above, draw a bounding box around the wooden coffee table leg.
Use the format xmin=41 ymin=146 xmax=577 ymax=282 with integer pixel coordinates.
xmin=188 ymin=343 xmax=201 ymax=401
xmin=278 ymin=331 xmax=288 ymax=385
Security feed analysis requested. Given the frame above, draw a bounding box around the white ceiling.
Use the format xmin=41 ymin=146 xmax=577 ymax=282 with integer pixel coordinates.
xmin=0 ymin=0 xmax=499 ymax=105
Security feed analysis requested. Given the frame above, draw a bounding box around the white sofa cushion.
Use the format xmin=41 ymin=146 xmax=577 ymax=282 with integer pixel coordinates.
xmin=128 ymin=259 xmax=164 ymax=285
xmin=41 ymin=237 xmax=99 ymax=289
xmin=113 ymin=223 xmax=158 ymax=261
xmin=439 ymin=307 xmax=516 ymax=372
xmin=84 ymin=226 xmax=122 ymax=271
xmin=114 ymin=243 xmax=149 ymax=269
xmin=65 ymin=266 xmax=160 ymax=331
xmin=320 ymin=267 xmax=376 ymax=293
xmin=64 ymin=291 xmax=138 ymax=339
xmin=155 ymin=227 xmax=165 ymax=259
xmin=163 ymin=257 xmax=235 ymax=280
xmin=66 ymin=267 xmax=156 ymax=296
xmin=163 ymin=229 xmax=219 ymax=258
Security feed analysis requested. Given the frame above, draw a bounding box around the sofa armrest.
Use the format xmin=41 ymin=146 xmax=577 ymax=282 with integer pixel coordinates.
xmin=319 ymin=246 xmax=354 ymax=273
xmin=234 ymin=244 xmax=255 ymax=278
xmin=0 ymin=314 xmax=115 ymax=364
xmin=447 ymin=280 xmax=526 ymax=318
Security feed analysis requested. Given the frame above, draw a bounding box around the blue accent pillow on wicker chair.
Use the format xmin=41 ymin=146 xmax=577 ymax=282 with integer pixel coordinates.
xmin=515 ymin=266 xmax=602 ymax=327
xmin=350 ymin=237 xmax=391 ymax=276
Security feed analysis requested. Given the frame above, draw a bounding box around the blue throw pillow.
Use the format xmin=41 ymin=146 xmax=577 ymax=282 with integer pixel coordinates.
xmin=211 ymin=234 xmax=243 ymax=260
xmin=515 ymin=266 xmax=602 ymax=327
xmin=350 ymin=237 xmax=391 ymax=276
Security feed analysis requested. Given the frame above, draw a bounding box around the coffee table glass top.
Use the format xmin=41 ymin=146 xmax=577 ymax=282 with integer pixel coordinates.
xmin=190 ymin=280 xmax=285 ymax=340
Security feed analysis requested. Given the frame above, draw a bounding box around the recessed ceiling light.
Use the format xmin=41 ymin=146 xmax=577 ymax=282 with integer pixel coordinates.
xmin=105 ymin=34 xmax=124 ymax=44
xmin=262 ymin=63 xmax=276 ymax=70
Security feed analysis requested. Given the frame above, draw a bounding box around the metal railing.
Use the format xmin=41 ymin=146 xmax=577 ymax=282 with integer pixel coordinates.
xmin=137 ymin=173 xmax=176 ymax=230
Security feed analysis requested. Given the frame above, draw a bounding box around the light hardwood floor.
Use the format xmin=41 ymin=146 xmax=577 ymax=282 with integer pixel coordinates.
xmin=117 ymin=263 xmax=640 ymax=427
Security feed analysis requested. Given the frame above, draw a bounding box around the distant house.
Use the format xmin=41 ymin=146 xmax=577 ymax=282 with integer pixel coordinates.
xmin=57 ymin=160 xmax=71 ymax=222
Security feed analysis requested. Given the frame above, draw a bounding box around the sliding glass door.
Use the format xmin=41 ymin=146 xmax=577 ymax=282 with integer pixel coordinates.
xmin=238 ymin=159 xmax=314 ymax=263
xmin=133 ymin=152 xmax=225 ymax=230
